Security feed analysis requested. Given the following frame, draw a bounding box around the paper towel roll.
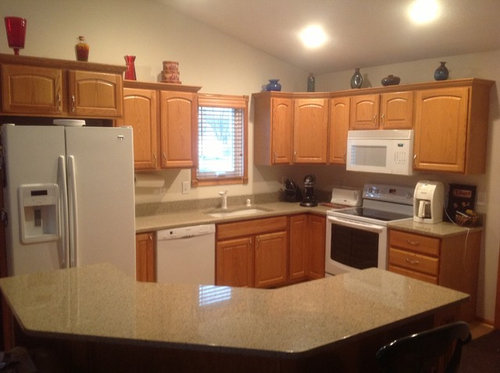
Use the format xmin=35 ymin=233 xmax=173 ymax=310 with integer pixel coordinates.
xmin=135 ymin=173 xmax=165 ymax=188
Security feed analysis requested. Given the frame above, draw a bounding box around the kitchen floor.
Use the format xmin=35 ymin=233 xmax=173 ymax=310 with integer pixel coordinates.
xmin=470 ymin=320 xmax=494 ymax=339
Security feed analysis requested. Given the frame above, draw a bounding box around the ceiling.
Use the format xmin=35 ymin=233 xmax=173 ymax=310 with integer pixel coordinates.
xmin=159 ymin=0 xmax=500 ymax=74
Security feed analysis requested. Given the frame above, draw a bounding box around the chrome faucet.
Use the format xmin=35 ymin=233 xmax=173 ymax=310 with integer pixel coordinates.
xmin=219 ymin=190 xmax=228 ymax=210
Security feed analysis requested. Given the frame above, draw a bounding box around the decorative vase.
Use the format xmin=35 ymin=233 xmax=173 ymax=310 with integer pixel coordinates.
xmin=434 ymin=61 xmax=449 ymax=81
xmin=350 ymin=68 xmax=363 ymax=89
xmin=75 ymin=36 xmax=89 ymax=61
xmin=381 ymin=74 xmax=400 ymax=86
xmin=265 ymin=79 xmax=281 ymax=91
xmin=307 ymin=73 xmax=315 ymax=92
xmin=124 ymin=55 xmax=136 ymax=80
xmin=4 ymin=16 xmax=26 ymax=55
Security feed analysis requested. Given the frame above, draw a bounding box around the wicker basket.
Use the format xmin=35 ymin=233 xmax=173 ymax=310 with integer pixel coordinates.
xmin=455 ymin=213 xmax=479 ymax=227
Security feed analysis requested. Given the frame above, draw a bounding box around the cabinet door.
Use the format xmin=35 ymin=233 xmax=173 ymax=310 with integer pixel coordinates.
xmin=136 ymin=233 xmax=156 ymax=282
xmin=216 ymin=237 xmax=254 ymax=287
xmin=160 ymin=91 xmax=197 ymax=168
xmin=289 ymin=215 xmax=308 ymax=281
xmin=68 ymin=70 xmax=123 ymax=117
xmin=380 ymin=91 xmax=413 ymax=129
xmin=414 ymin=87 xmax=469 ymax=172
xmin=254 ymin=231 xmax=287 ymax=288
xmin=293 ymin=98 xmax=328 ymax=163
xmin=328 ymin=97 xmax=350 ymax=164
xmin=118 ymin=88 xmax=159 ymax=170
xmin=1 ymin=64 xmax=64 ymax=114
xmin=271 ymin=97 xmax=293 ymax=164
xmin=308 ymin=215 xmax=325 ymax=279
xmin=350 ymin=94 xmax=379 ymax=129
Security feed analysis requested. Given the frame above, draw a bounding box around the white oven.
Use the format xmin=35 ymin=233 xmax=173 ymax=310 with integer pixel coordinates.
xmin=325 ymin=184 xmax=414 ymax=276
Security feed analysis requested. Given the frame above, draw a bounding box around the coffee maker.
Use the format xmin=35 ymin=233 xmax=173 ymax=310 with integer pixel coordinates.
xmin=413 ymin=181 xmax=444 ymax=224
xmin=300 ymin=174 xmax=317 ymax=207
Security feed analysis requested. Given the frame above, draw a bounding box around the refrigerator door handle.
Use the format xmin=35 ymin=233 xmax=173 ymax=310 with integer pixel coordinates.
xmin=67 ymin=155 xmax=78 ymax=268
xmin=57 ymin=155 xmax=69 ymax=268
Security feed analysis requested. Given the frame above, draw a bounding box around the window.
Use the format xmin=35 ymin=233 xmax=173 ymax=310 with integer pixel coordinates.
xmin=192 ymin=94 xmax=248 ymax=186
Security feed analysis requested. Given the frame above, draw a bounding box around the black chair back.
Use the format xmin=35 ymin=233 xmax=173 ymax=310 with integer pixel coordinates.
xmin=376 ymin=321 xmax=471 ymax=373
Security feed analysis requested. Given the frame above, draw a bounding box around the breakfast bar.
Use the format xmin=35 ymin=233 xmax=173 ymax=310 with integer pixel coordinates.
xmin=0 ymin=263 xmax=468 ymax=372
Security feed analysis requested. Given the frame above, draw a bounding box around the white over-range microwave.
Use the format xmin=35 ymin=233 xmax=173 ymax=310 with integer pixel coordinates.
xmin=346 ymin=129 xmax=414 ymax=175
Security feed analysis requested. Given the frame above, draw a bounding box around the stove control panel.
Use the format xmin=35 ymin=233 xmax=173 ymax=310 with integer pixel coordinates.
xmin=363 ymin=184 xmax=414 ymax=205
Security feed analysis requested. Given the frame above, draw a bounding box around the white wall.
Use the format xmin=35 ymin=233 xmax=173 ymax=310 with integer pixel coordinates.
xmin=1 ymin=0 xmax=499 ymax=322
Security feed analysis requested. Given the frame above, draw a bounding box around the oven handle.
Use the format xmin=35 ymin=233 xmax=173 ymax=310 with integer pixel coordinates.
xmin=327 ymin=216 xmax=385 ymax=233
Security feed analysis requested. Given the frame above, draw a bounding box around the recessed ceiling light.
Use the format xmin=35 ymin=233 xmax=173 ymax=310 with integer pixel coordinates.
xmin=408 ymin=0 xmax=440 ymax=24
xmin=299 ymin=25 xmax=328 ymax=49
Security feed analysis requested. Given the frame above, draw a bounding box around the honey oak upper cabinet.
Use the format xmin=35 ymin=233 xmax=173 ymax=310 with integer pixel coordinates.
xmin=0 ymin=54 xmax=124 ymax=118
xmin=118 ymin=81 xmax=201 ymax=170
xmin=413 ymin=79 xmax=493 ymax=174
xmin=328 ymin=97 xmax=350 ymax=164
xmin=350 ymin=94 xmax=380 ymax=129
xmin=380 ymin=91 xmax=414 ymax=129
xmin=254 ymin=94 xmax=293 ymax=165
xmin=117 ymin=87 xmax=158 ymax=169
xmin=159 ymin=91 xmax=198 ymax=168
xmin=293 ymin=98 xmax=329 ymax=163
xmin=68 ymin=70 xmax=123 ymax=117
xmin=350 ymin=91 xmax=413 ymax=130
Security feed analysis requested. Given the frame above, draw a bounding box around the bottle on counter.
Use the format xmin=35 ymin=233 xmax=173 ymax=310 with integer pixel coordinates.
xmin=75 ymin=36 xmax=89 ymax=61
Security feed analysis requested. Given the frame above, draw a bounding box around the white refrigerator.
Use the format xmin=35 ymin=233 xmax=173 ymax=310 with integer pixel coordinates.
xmin=2 ymin=124 xmax=136 ymax=278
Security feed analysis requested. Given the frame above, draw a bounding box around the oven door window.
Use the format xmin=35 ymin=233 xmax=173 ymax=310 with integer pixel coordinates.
xmin=330 ymin=223 xmax=378 ymax=269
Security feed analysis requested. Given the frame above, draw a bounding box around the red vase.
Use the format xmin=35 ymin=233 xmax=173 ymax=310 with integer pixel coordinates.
xmin=4 ymin=16 xmax=26 ymax=55
xmin=124 ymin=55 xmax=136 ymax=80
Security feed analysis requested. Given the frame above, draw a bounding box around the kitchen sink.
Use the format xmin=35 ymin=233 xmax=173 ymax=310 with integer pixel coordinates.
xmin=206 ymin=207 xmax=272 ymax=218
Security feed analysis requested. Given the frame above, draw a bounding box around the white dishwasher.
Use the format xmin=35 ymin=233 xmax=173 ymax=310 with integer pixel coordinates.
xmin=156 ymin=224 xmax=216 ymax=284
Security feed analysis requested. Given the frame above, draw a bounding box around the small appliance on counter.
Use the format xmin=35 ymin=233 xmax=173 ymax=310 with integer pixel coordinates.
xmin=330 ymin=187 xmax=362 ymax=207
xmin=300 ymin=174 xmax=317 ymax=207
xmin=413 ymin=181 xmax=444 ymax=224
xmin=282 ymin=178 xmax=302 ymax=202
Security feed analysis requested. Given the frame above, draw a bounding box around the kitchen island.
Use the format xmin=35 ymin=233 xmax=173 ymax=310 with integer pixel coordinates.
xmin=0 ymin=263 xmax=468 ymax=372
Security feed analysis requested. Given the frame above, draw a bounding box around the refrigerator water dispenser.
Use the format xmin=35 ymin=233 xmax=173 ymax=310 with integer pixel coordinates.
xmin=18 ymin=184 xmax=60 ymax=244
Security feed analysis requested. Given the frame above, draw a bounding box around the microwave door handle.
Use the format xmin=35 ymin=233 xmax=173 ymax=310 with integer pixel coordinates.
xmin=329 ymin=216 xmax=385 ymax=233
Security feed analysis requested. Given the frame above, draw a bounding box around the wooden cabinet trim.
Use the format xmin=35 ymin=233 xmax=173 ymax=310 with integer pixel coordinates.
xmin=217 ymin=216 xmax=288 ymax=240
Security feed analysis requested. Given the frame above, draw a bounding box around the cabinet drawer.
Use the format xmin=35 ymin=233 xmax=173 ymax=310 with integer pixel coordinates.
xmin=388 ymin=265 xmax=438 ymax=285
xmin=389 ymin=248 xmax=439 ymax=276
xmin=389 ymin=230 xmax=440 ymax=256
xmin=217 ymin=216 xmax=288 ymax=240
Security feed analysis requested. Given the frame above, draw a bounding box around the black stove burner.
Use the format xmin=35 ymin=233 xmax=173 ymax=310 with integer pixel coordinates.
xmin=338 ymin=207 xmax=411 ymax=221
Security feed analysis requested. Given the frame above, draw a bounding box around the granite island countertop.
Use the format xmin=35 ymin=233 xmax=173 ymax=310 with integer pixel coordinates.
xmin=0 ymin=263 xmax=468 ymax=357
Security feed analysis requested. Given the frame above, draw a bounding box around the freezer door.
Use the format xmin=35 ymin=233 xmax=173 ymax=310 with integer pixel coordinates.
xmin=64 ymin=127 xmax=136 ymax=277
xmin=2 ymin=125 xmax=67 ymax=275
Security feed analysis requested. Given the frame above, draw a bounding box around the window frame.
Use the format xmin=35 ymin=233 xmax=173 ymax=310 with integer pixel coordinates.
xmin=192 ymin=93 xmax=249 ymax=187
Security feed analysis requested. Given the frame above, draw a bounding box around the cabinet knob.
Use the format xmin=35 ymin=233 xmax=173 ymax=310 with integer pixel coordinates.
xmin=71 ymin=95 xmax=76 ymax=113
xmin=153 ymin=153 xmax=157 ymax=167
xmin=406 ymin=239 xmax=420 ymax=246
xmin=57 ymin=93 xmax=62 ymax=111
xmin=380 ymin=113 xmax=385 ymax=123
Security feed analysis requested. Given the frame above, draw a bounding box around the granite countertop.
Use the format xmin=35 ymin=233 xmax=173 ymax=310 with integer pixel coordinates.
xmin=0 ymin=263 xmax=468 ymax=357
xmin=388 ymin=218 xmax=482 ymax=238
xmin=135 ymin=201 xmax=331 ymax=233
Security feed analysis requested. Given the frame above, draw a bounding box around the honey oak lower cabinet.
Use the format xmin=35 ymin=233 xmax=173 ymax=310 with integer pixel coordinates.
xmin=388 ymin=229 xmax=481 ymax=321
xmin=216 ymin=216 xmax=288 ymax=288
xmin=136 ymin=232 xmax=156 ymax=282
xmin=289 ymin=214 xmax=325 ymax=282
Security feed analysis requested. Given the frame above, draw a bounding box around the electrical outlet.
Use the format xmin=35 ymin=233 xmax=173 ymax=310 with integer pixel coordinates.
xmin=182 ymin=181 xmax=190 ymax=194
